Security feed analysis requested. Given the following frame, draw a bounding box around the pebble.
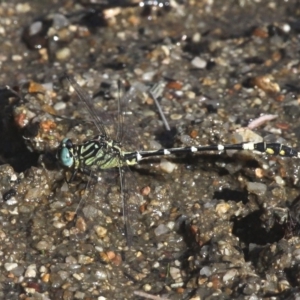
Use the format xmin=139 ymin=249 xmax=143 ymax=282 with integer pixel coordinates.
xmin=4 ymin=263 xmax=18 ymax=271
xmin=200 ymin=266 xmax=212 ymax=277
xmin=76 ymin=216 xmax=87 ymax=232
xmin=65 ymin=255 xmax=77 ymax=264
xmin=192 ymin=32 xmax=201 ymax=43
xmin=275 ymin=176 xmax=285 ymax=186
xmin=215 ymin=203 xmax=230 ymax=216
xmin=35 ymin=240 xmax=52 ymax=251
xmin=246 ymin=182 xmax=267 ymax=196
xmin=142 ymin=70 xmax=156 ymax=81
xmin=55 ymin=47 xmax=71 ymax=60
xmin=74 ymin=291 xmax=85 ymax=299
xmin=78 ymin=255 xmax=94 ymax=265
xmin=58 ymin=270 xmax=69 ymax=280
xmin=169 ymin=267 xmax=181 ymax=281
xmin=223 ymin=269 xmax=238 ymax=282
xmin=191 ymin=56 xmax=207 ymax=69
xmin=12 ymin=55 xmax=22 ymax=61
xmin=41 ymin=273 xmax=50 ymax=283
xmin=25 ymin=264 xmax=37 ymax=278
xmin=73 ymin=273 xmax=84 ymax=280
xmin=94 ymin=225 xmax=107 ymax=238
xmin=54 ymin=101 xmax=67 ymax=111
xmin=0 ymin=230 xmax=6 ymax=240
xmin=53 ymin=221 xmax=66 ymax=229
xmin=252 ymin=75 xmax=280 ymax=93
xmin=11 ymin=266 xmax=24 ymax=277
xmin=167 ymin=221 xmax=175 ymax=230
xmin=16 ymin=3 xmax=31 ymax=13
xmin=154 ymin=224 xmax=169 ymax=236
xmin=170 ymin=113 xmax=183 ymax=120
xmin=159 ymin=159 xmax=176 ymax=173
xmin=143 ymin=283 xmax=152 ymax=291
xmin=6 ymin=198 xmax=18 ymax=206
xmin=148 ymin=139 xmax=162 ymax=150
xmin=28 ymin=21 xmax=42 ymax=36
xmin=10 ymin=174 xmax=18 ymax=181
xmin=95 ymin=270 xmax=109 ymax=281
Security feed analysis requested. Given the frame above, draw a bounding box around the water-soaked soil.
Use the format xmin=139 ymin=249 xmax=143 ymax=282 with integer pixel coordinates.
xmin=1 ymin=1 xmax=300 ymax=299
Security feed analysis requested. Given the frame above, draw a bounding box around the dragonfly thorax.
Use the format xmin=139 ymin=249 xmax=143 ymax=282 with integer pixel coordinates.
xmin=59 ymin=135 xmax=127 ymax=171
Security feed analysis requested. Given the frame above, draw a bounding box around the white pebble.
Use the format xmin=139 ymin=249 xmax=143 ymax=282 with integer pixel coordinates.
xmin=223 ymin=269 xmax=238 ymax=282
xmin=192 ymin=32 xmax=201 ymax=43
xmin=12 ymin=55 xmax=22 ymax=61
xmin=73 ymin=273 xmax=84 ymax=280
xmin=143 ymin=283 xmax=152 ymax=291
xmin=54 ymin=101 xmax=67 ymax=111
xmin=53 ymin=221 xmax=66 ymax=229
xmin=170 ymin=113 xmax=183 ymax=120
xmin=10 ymin=174 xmax=18 ymax=181
xmin=4 ymin=263 xmax=18 ymax=271
xmin=167 ymin=221 xmax=175 ymax=230
xmin=25 ymin=264 xmax=37 ymax=278
xmin=6 ymin=198 xmax=18 ymax=206
xmin=159 ymin=159 xmax=176 ymax=173
xmin=275 ymin=176 xmax=285 ymax=186
xmin=169 ymin=267 xmax=181 ymax=281
xmin=142 ymin=70 xmax=156 ymax=81
xmin=16 ymin=3 xmax=31 ymax=13
xmin=56 ymin=47 xmax=71 ymax=60
xmin=191 ymin=56 xmax=207 ymax=69
xmin=282 ymin=23 xmax=291 ymax=33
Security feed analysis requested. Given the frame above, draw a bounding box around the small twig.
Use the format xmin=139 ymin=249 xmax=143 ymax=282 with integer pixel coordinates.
xmin=148 ymin=82 xmax=170 ymax=131
xmin=247 ymin=114 xmax=278 ymax=130
xmin=133 ymin=290 xmax=170 ymax=300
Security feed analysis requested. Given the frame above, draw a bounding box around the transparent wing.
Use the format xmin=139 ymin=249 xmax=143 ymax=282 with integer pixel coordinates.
xmin=65 ymin=74 xmax=108 ymax=137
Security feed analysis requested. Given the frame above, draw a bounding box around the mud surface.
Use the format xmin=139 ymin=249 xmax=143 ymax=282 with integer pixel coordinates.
xmin=1 ymin=1 xmax=300 ymax=299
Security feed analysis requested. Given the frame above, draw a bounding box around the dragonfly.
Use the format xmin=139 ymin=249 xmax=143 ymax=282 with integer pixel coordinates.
xmin=58 ymin=75 xmax=300 ymax=245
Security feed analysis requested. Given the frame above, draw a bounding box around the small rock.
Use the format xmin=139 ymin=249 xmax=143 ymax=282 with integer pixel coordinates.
xmin=4 ymin=263 xmax=18 ymax=271
xmin=252 ymin=75 xmax=280 ymax=93
xmin=54 ymin=101 xmax=66 ymax=111
xmin=160 ymin=159 xmax=176 ymax=173
xmin=223 ymin=269 xmax=238 ymax=282
xmin=169 ymin=267 xmax=182 ymax=281
xmin=200 ymin=266 xmax=212 ymax=277
xmin=41 ymin=273 xmax=50 ymax=283
xmin=78 ymin=255 xmax=94 ymax=265
xmin=143 ymin=283 xmax=152 ymax=291
xmin=25 ymin=264 xmax=37 ymax=278
xmin=35 ymin=240 xmax=52 ymax=251
xmin=94 ymin=226 xmax=107 ymax=238
xmin=246 ymin=182 xmax=267 ymax=196
xmin=56 ymin=47 xmax=71 ymax=60
xmin=216 ymin=203 xmax=230 ymax=216
xmin=191 ymin=56 xmax=207 ymax=69
xmin=154 ymin=224 xmax=169 ymax=236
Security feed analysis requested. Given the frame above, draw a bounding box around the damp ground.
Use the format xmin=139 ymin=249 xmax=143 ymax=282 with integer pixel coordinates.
xmin=1 ymin=1 xmax=300 ymax=299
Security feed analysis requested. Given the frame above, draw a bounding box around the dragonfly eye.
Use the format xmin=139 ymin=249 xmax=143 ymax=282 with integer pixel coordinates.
xmin=59 ymin=138 xmax=74 ymax=167
xmin=61 ymin=138 xmax=73 ymax=149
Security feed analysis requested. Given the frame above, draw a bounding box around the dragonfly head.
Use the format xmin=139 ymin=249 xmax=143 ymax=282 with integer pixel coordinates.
xmin=58 ymin=138 xmax=74 ymax=168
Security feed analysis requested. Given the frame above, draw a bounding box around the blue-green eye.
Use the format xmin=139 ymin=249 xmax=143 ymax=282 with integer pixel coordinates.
xmin=59 ymin=139 xmax=74 ymax=167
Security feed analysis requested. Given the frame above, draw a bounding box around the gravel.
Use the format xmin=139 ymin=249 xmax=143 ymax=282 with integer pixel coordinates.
xmin=1 ymin=0 xmax=300 ymax=299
